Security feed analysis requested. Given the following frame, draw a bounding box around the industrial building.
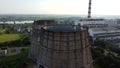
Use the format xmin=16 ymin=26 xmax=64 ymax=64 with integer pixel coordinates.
xmin=29 ymin=20 xmax=93 ymax=68
xmin=74 ymin=18 xmax=120 ymax=40
xmin=75 ymin=18 xmax=117 ymax=28
xmin=89 ymin=27 xmax=120 ymax=40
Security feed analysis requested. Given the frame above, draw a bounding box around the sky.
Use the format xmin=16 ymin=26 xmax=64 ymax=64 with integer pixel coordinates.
xmin=0 ymin=0 xmax=120 ymax=15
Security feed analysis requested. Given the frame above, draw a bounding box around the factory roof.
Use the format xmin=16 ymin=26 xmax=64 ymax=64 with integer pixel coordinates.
xmin=90 ymin=27 xmax=120 ymax=34
xmin=80 ymin=18 xmax=105 ymax=21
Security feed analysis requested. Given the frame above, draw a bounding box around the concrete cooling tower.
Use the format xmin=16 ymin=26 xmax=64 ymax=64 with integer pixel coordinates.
xmin=29 ymin=20 xmax=93 ymax=68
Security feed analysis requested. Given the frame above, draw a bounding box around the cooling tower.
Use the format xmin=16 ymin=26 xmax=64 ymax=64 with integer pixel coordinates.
xmin=29 ymin=20 xmax=93 ymax=68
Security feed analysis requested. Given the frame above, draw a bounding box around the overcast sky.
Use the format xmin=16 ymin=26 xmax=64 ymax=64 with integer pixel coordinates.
xmin=0 ymin=0 xmax=120 ymax=15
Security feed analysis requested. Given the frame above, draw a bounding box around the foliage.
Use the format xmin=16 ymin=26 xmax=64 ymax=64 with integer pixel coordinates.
xmin=91 ymin=47 xmax=104 ymax=59
xmin=11 ymin=49 xmax=16 ymax=53
xmin=0 ymin=49 xmax=31 ymax=68
xmin=106 ymin=45 xmax=120 ymax=55
xmin=93 ymin=39 xmax=106 ymax=48
xmin=93 ymin=53 xmax=120 ymax=68
xmin=92 ymin=39 xmax=120 ymax=68
xmin=0 ymin=28 xmax=6 ymax=35
xmin=0 ymin=47 xmax=8 ymax=50
xmin=0 ymin=25 xmax=17 ymax=34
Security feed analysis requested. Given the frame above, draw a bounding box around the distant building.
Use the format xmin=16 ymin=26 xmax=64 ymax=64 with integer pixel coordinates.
xmin=0 ymin=23 xmax=6 ymax=29
xmin=14 ymin=24 xmax=32 ymax=32
xmin=89 ymin=27 xmax=120 ymax=40
xmin=0 ymin=49 xmax=7 ymax=56
xmin=74 ymin=18 xmax=120 ymax=40
xmin=75 ymin=18 xmax=117 ymax=28
xmin=29 ymin=20 xmax=93 ymax=68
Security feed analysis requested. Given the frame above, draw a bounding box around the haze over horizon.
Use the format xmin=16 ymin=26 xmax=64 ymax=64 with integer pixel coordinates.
xmin=0 ymin=0 xmax=120 ymax=15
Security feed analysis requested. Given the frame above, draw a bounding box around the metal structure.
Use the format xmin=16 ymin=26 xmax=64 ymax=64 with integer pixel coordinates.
xmin=88 ymin=0 xmax=92 ymax=18
xmin=29 ymin=20 xmax=93 ymax=68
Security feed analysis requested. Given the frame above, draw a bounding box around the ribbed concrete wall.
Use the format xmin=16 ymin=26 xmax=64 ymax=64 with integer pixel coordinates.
xmin=29 ymin=20 xmax=57 ymax=62
xmin=36 ymin=27 xmax=93 ymax=68
xmin=29 ymin=20 xmax=93 ymax=68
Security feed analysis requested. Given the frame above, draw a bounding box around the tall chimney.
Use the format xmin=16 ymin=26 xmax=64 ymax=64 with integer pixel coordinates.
xmin=88 ymin=0 xmax=92 ymax=18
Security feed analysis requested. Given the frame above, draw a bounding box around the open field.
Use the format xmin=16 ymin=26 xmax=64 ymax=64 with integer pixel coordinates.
xmin=0 ymin=34 xmax=20 ymax=43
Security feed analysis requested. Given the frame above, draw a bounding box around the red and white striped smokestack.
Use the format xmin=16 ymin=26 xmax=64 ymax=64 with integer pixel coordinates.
xmin=88 ymin=0 xmax=92 ymax=18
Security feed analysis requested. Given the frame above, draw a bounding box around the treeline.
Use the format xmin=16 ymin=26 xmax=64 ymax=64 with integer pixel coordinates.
xmin=91 ymin=39 xmax=120 ymax=68
xmin=0 ymin=48 xmax=32 ymax=68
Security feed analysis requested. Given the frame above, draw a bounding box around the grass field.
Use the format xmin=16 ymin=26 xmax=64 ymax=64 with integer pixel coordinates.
xmin=0 ymin=34 xmax=20 ymax=43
